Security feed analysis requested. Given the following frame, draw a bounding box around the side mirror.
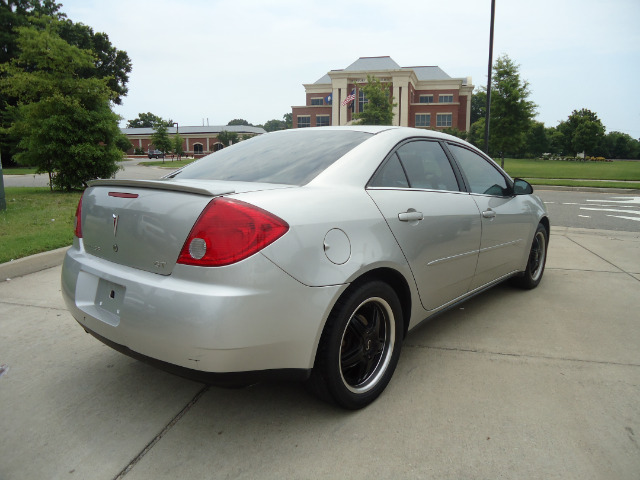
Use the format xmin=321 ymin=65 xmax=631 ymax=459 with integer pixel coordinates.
xmin=513 ymin=178 xmax=533 ymax=195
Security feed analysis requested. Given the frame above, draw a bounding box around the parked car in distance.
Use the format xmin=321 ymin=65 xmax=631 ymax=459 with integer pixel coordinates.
xmin=147 ymin=149 xmax=163 ymax=159
xmin=62 ymin=126 xmax=549 ymax=409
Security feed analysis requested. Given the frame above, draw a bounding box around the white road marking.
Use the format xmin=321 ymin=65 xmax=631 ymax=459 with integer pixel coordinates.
xmin=580 ymin=207 xmax=640 ymax=215
xmin=606 ymin=215 xmax=640 ymax=222
xmin=578 ymin=215 xmax=591 ymax=218
xmin=587 ymin=196 xmax=640 ymax=205
xmin=580 ymin=196 xmax=640 ymax=224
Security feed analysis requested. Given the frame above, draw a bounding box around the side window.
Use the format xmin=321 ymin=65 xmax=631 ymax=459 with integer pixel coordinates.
xmin=369 ymin=153 xmax=409 ymax=188
xmin=448 ymin=143 xmax=509 ymax=196
xmin=395 ymin=141 xmax=460 ymax=191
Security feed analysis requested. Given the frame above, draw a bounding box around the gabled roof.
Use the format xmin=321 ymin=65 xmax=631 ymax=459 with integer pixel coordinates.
xmin=121 ymin=125 xmax=266 ymax=136
xmin=313 ymin=56 xmax=455 ymax=84
xmin=343 ymin=56 xmax=401 ymax=71
xmin=405 ymin=66 xmax=452 ymax=81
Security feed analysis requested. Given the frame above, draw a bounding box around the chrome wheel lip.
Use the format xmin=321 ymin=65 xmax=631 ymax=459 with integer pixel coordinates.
xmin=338 ymin=296 xmax=395 ymax=394
xmin=530 ymin=230 xmax=547 ymax=282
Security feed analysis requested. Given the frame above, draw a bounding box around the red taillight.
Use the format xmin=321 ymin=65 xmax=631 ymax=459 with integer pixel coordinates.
xmin=74 ymin=194 xmax=83 ymax=238
xmin=177 ymin=198 xmax=289 ymax=267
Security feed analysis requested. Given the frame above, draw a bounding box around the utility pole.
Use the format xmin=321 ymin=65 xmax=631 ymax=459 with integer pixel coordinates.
xmin=484 ymin=0 xmax=496 ymax=155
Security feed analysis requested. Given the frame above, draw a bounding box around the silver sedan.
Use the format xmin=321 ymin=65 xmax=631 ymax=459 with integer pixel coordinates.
xmin=61 ymin=126 xmax=549 ymax=409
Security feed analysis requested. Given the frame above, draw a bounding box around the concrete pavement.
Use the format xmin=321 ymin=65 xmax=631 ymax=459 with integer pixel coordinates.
xmin=1 ymin=227 xmax=639 ymax=479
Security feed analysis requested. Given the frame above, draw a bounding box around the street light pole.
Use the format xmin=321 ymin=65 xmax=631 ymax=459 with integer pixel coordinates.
xmin=484 ymin=0 xmax=496 ymax=156
xmin=173 ymin=122 xmax=180 ymax=160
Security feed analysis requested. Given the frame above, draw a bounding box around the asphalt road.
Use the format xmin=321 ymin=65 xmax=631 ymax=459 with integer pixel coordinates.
xmin=1 ymin=157 xmax=171 ymax=187
xmin=537 ymin=189 xmax=640 ymax=232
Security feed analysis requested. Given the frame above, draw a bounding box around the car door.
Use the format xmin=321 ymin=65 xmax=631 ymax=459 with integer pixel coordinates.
xmin=367 ymin=139 xmax=482 ymax=311
xmin=446 ymin=143 xmax=534 ymax=289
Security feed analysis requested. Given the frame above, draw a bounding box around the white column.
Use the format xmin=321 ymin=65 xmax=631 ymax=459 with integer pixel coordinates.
xmin=399 ymin=81 xmax=409 ymax=127
xmin=331 ymin=87 xmax=340 ymax=126
xmin=333 ymin=78 xmax=348 ymax=126
xmin=392 ymin=85 xmax=400 ymax=126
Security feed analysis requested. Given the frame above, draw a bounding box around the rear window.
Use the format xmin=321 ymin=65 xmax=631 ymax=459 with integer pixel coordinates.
xmin=173 ymin=130 xmax=372 ymax=186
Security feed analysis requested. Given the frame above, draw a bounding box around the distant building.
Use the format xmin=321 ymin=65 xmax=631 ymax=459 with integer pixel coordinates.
xmin=121 ymin=125 xmax=266 ymax=157
xmin=291 ymin=56 xmax=473 ymax=131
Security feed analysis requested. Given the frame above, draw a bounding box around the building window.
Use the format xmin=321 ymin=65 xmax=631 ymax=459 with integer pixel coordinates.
xmin=436 ymin=113 xmax=453 ymax=127
xmin=358 ymin=90 xmax=368 ymax=113
xmin=419 ymin=95 xmax=433 ymax=104
xmin=311 ymin=98 xmax=324 ymax=106
xmin=439 ymin=94 xmax=454 ymax=103
xmin=193 ymin=143 xmax=203 ymax=154
xmin=316 ymin=115 xmax=330 ymax=127
xmin=297 ymin=116 xmax=311 ymax=128
xmin=415 ymin=114 xmax=431 ymax=127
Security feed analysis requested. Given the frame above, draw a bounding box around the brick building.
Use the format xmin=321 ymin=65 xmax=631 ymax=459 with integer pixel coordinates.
xmin=121 ymin=125 xmax=266 ymax=157
xmin=291 ymin=56 xmax=473 ymax=131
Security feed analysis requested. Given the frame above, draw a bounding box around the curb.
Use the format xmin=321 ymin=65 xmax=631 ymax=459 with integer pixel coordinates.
xmin=0 ymin=246 xmax=69 ymax=281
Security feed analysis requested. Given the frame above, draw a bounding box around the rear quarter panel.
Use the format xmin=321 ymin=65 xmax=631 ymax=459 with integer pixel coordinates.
xmin=237 ymin=186 xmax=413 ymax=288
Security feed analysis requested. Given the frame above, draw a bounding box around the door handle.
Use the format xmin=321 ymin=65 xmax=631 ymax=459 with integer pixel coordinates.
xmin=398 ymin=210 xmax=424 ymax=222
xmin=482 ymin=209 xmax=496 ymax=219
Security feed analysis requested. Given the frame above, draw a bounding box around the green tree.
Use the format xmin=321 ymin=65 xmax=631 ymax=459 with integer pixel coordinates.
xmin=263 ymin=118 xmax=287 ymax=132
xmin=116 ymin=134 xmax=133 ymax=153
xmin=0 ymin=3 xmax=131 ymax=165
xmin=1 ymin=21 xmax=122 ymax=190
xmin=1 ymin=1 xmax=66 ymax=166
xmin=353 ymin=75 xmax=396 ymax=125
xmin=470 ymin=88 xmax=486 ymax=124
xmin=127 ymin=112 xmax=173 ymax=128
xmin=216 ymin=130 xmax=239 ymax=147
xmin=546 ymin=126 xmax=564 ymax=155
xmin=486 ymin=55 xmax=536 ymax=158
xmin=604 ymin=131 xmax=640 ymax=159
xmin=56 ymin=20 xmax=131 ymax=105
xmin=172 ymin=133 xmax=184 ymax=160
xmin=440 ymin=127 xmax=467 ymax=141
xmin=467 ymin=117 xmax=486 ymax=149
xmin=525 ymin=121 xmax=549 ymax=157
xmin=227 ymin=118 xmax=251 ymax=126
xmin=557 ymin=109 xmax=606 ymax=157
xmin=0 ymin=0 xmax=65 ymax=65
xmin=283 ymin=113 xmax=292 ymax=129
xmin=150 ymin=124 xmax=172 ymax=159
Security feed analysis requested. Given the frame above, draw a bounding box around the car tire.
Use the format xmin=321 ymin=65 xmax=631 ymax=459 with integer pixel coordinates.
xmin=309 ymin=281 xmax=403 ymax=409
xmin=512 ymin=223 xmax=548 ymax=290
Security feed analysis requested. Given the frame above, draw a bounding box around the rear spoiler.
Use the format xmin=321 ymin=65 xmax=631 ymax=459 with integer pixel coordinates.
xmin=88 ymin=179 xmax=235 ymax=197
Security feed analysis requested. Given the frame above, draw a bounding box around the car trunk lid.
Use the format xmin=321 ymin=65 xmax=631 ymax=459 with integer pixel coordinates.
xmin=80 ymin=179 xmax=291 ymax=275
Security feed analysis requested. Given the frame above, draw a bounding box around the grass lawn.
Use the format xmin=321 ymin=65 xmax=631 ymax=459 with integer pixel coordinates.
xmin=502 ymin=158 xmax=640 ymax=181
xmin=0 ymin=187 xmax=82 ymax=263
xmin=139 ymin=158 xmax=196 ymax=168
xmin=2 ymin=167 xmax=39 ymax=175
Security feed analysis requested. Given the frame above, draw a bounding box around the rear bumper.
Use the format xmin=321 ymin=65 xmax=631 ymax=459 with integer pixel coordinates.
xmin=61 ymin=240 xmax=343 ymax=375
xmin=80 ymin=323 xmax=311 ymax=386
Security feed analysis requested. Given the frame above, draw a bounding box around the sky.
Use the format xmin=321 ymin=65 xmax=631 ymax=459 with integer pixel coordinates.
xmin=59 ymin=0 xmax=640 ymax=136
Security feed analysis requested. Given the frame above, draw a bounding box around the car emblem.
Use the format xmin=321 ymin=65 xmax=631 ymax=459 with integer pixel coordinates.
xmin=112 ymin=213 xmax=119 ymax=237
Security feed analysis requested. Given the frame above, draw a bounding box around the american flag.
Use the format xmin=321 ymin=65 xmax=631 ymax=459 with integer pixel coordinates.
xmin=341 ymin=89 xmax=356 ymax=106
